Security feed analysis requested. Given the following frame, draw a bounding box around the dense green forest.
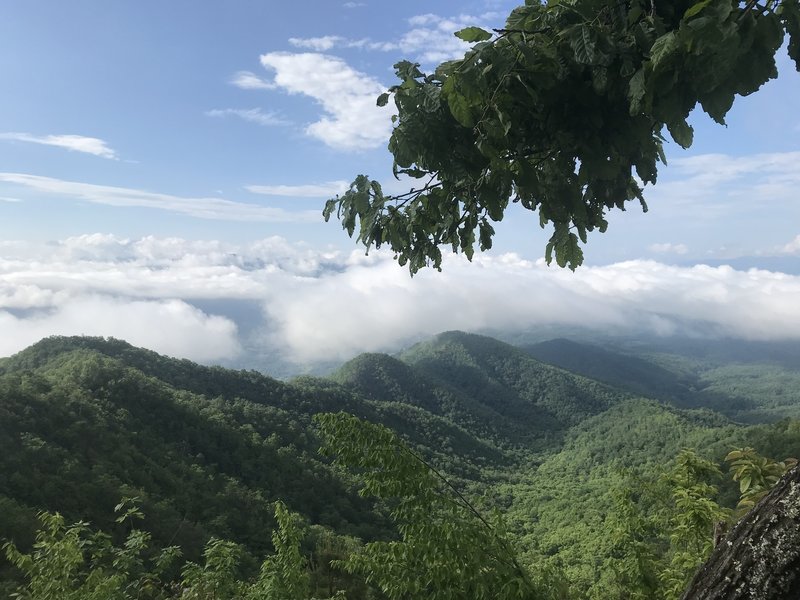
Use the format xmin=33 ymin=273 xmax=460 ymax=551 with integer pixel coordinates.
xmin=1 ymin=332 xmax=798 ymax=598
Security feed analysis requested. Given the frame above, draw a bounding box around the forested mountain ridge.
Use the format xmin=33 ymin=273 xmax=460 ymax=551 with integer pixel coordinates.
xmin=403 ymin=331 xmax=631 ymax=425
xmin=1 ymin=334 xmax=557 ymax=571
xmin=1 ymin=333 xmax=799 ymax=598
xmin=0 ymin=342 xmax=377 ymax=562
xmin=523 ymin=338 xmax=701 ymax=406
xmin=332 ymin=331 xmax=643 ymax=452
xmin=522 ymin=336 xmax=800 ymax=422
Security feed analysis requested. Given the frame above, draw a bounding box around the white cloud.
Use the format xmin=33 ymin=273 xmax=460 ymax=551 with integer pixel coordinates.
xmin=289 ymin=36 xmax=344 ymax=51
xmin=0 ymin=173 xmax=321 ymax=223
xmin=205 ymin=107 xmax=288 ymax=126
xmin=782 ymin=235 xmax=800 ymax=255
xmin=258 ymin=52 xmax=391 ymax=150
xmin=235 ymin=13 xmax=507 ymax=149
xmin=0 ymin=296 xmax=240 ymax=363
xmin=246 ymin=180 xmax=348 ymax=197
xmin=286 ymin=13 xmax=498 ymax=65
xmin=0 ymin=133 xmax=118 ymax=159
xmin=343 ymin=2 xmax=365 ymax=7
xmin=230 ymin=70 xmax=276 ymax=90
xmin=3 ymin=235 xmax=800 ymax=367
xmin=289 ymin=36 xmax=370 ymax=51
xmin=283 ymin=12 xmax=504 ymax=72
xmin=265 ymin=254 xmax=800 ymax=362
xmin=395 ymin=13 xmax=499 ymax=63
xmin=649 ymin=242 xmax=689 ymax=255
xmin=0 ymin=196 xmax=22 ymax=202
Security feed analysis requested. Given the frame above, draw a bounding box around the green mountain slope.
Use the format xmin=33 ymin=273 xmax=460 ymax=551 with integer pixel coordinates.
xmin=523 ymin=337 xmax=800 ymax=422
xmin=2 ymin=332 xmax=799 ymax=598
xmin=402 ymin=331 xmax=630 ymax=434
xmin=522 ymin=338 xmax=699 ymax=405
xmin=0 ymin=335 xmax=523 ymax=570
xmin=0 ymin=342 xmax=376 ymax=563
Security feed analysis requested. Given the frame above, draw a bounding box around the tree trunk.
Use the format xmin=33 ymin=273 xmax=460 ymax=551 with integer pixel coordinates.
xmin=681 ymin=465 xmax=800 ymax=600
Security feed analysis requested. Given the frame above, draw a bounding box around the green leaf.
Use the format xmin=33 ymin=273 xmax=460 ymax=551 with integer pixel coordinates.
xmin=683 ymin=0 xmax=712 ymax=19
xmin=740 ymin=475 xmax=752 ymax=493
xmin=627 ymin=4 xmax=643 ymax=25
xmin=394 ymin=60 xmax=423 ymax=80
xmin=699 ymin=87 xmax=735 ymax=124
xmin=454 ymin=27 xmax=493 ymax=42
xmin=649 ymin=31 xmax=677 ymax=69
xmin=592 ymin=66 xmax=608 ymax=93
xmin=446 ymin=91 xmax=474 ymax=127
xmin=478 ymin=220 xmax=495 ymax=250
xmin=571 ymin=25 xmax=597 ymax=64
xmin=667 ymin=119 xmax=694 ymax=148
xmin=376 ymin=92 xmax=390 ymax=107
xmin=628 ymin=69 xmax=647 ymax=114
xmin=782 ymin=0 xmax=800 ymax=70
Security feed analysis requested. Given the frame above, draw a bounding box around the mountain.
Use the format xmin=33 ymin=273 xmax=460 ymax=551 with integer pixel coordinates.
xmin=522 ymin=337 xmax=800 ymax=422
xmin=522 ymin=337 xmax=697 ymax=404
xmin=331 ymin=331 xmax=638 ymax=451
xmin=403 ymin=331 xmax=631 ymax=425
xmin=0 ymin=338 xmax=379 ymax=565
xmin=2 ymin=332 xmax=799 ymax=598
xmin=0 ymin=334 xmax=537 ymax=570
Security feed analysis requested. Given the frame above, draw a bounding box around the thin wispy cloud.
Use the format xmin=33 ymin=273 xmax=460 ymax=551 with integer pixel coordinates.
xmin=289 ymin=36 xmax=370 ymax=51
xmin=244 ymin=12 xmax=507 ymax=150
xmin=258 ymin=52 xmax=391 ymax=150
xmin=0 ymin=133 xmax=118 ymax=159
xmin=288 ymin=12 xmax=503 ymax=65
xmin=246 ymin=180 xmax=348 ymax=197
xmin=649 ymin=242 xmax=689 ymax=255
xmin=651 ymin=151 xmax=800 ymax=215
xmin=0 ymin=173 xmax=321 ymax=223
xmin=0 ymin=196 xmax=22 ymax=203
xmin=289 ymin=36 xmax=344 ymax=51
xmin=597 ymin=150 xmax=800 ymax=259
xmin=230 ymin=70 xmax=276 ymax=90
xmin=205 ymin=107 xmax=289 ymax=126
xmin=389 ymin=12 xmax=506 ymax=63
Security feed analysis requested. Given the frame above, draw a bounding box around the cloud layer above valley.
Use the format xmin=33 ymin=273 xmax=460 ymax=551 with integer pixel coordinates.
xmin=2 ymin=234 xmax=799 ymax=369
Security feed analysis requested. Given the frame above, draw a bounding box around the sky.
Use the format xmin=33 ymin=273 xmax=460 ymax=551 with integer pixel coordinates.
xmin=0 ymin=1 xmax=799 ymax=372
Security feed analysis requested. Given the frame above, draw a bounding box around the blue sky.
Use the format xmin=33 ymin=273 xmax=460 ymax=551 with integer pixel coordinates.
xmin=0 ymin=1 xmax=519 ymax=245
xmin=0 ymin=1 xmax=799 ymax=369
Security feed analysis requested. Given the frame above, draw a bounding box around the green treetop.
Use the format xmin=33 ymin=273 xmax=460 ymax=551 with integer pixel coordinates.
xmin=325 ymin=0 xmax=800 ymax=272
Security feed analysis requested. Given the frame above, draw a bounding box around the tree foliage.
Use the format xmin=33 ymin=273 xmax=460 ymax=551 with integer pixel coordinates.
xmin=325 ymin=0 xmax=800 ymax=272
xmin=314 ymin=412 xmax=561 ymax=599
xmin=725 ymin=446 xmax=798 ymax=511
xmin=4 ymin=501 xmax=340 ymax=600
xmin=3 ymin=499 xmax=180 ymax=600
